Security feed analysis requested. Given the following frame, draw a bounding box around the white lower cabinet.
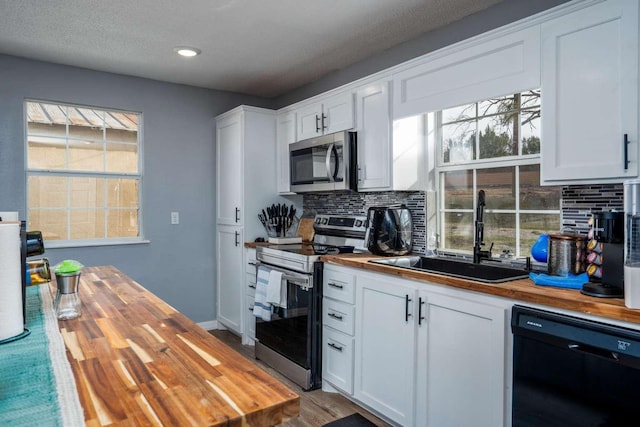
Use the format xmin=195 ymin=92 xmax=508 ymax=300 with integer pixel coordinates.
xmin=416 ymin=292 xmax=506 ymax=427
xmin=243 ymin=248 xmax=257 ymax=345
xmin=246 ymin=295 xmax=255 ymax=340
xmin=322 ymin=264 xmax=508 ymax=427
xmin=323 ymin=327 xmax=354 ymax=394
xmin=354 ymin=274 xmax=417 ymax=427
xmin=323 ymin=265 xmax=357 ymax=394
xmin=216 ymin=226 xmax=243 ymax=333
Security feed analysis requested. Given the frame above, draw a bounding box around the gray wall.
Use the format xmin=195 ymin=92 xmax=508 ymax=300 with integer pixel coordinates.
xmin=274 ymin=0 xmax=570 ymax=108
xmin=0 ymin=0 xmax=572 ymax=324
xmin=0 ymin=54 xmax=272 ymax=322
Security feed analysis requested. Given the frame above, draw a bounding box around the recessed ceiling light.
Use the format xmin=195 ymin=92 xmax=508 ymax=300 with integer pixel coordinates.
xmin=174 ymin=46 xmax=201 ymax=57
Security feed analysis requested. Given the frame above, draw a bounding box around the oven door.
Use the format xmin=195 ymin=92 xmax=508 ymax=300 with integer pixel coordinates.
xmin=254 ymin=262 xmax=322 ymax=389
xmin=289 ymin=131 xmax=355 ymax=193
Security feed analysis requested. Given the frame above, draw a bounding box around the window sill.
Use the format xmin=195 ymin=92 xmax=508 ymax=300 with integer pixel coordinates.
xmin=44 ymin=239 xmax=151 ymax=249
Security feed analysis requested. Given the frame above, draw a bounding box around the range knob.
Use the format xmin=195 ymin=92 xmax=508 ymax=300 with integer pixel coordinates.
xmin=321 ymin=218 xmax=328 ymax=225
xmin=355 ymin=220 xmax=363 ymax=227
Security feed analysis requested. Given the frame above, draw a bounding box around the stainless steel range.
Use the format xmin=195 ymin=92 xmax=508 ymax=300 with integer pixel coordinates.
xmin=254 ymin=214 xmax=367 ymax=390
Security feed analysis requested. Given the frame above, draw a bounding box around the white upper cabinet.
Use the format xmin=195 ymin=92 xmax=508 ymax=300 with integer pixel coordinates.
xmin=276 ymin=111 xmax=296 ymax=194
xmin=296 ymin=92 xmax=354 ymax=141
xmin=354 ymin=79 xmax=428 ymax=192
xmin=216 ymin=113 xmax=243 ymax=225
xmin=355 ymin=80 xmax=391 ymax=190
xmin=540 ymin=0 xmax=639 ymax=184
xmin=215 ymin=106 xmax=281 ymax=238
xmin=392 ymin=26 xmax=540 ymax=119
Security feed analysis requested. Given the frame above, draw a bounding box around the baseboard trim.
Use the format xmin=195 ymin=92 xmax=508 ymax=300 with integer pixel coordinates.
xmin=197 ymin=320 xmax=219 ymax=331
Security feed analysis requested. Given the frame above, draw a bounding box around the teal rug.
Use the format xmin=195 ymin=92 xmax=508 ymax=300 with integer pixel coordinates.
xmin=0 ymin=285 xmax=84 ymax=426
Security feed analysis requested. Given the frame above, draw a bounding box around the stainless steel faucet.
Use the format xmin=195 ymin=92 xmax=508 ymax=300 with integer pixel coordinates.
xmin=473 ymin=190 xmax=493 ymax=264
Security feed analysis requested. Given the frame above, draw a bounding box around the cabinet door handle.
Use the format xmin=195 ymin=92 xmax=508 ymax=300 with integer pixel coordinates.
xmin=248 ymin=261 xmax=257 ymax=266
xmin=235 ymin=207 xmax=240 ymax=223
xmin=321 ymin=113 xmax=327 ymax=130
xmin=328 ymin=342 xmax=343 ymax=352
xmin=328 ymin=282 xmax=344 ymax=289
xmin=248 ymin=284 xmax=256 ymax=289
xmin=315 ymin=115 xmax=321 ymax=132
xmin=328 ymin=312 xmax=343 ymax=321
xmin=418 ymin=297 xmax=425 ymax=325
xmin=235 ymin=231 xmax=240 ymax=246
xmin=405 ymin=294 xmax=412 ymax=322
xmin=248 ymin=306 xmax=254 ymax=311
xmin=624 ymin=134 xmax=630 ymax=170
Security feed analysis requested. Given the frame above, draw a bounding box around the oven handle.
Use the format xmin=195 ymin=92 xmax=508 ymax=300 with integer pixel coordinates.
xmin=255 ymin=261 xmax=312 ymax=288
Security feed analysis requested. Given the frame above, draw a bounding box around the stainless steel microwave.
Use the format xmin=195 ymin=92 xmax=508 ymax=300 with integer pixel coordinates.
xmin=289 ymin=131 xmax=357 ymax=193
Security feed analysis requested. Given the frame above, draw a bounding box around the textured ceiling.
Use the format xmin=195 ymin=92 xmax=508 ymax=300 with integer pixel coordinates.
xmin=0 ymin=0 xmax=503 ymax=98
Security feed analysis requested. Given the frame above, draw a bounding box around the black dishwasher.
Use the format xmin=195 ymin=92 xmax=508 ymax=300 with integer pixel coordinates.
xmin=511 ymin=305 xmax=640 ymax=426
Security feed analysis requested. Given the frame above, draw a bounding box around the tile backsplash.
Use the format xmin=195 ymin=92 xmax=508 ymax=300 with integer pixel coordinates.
xmin=561 ymin=184 xmax=624 ymax=235
xmin=303 ymin=183 xmax=625 ymax=255
xmin=303 ymin=191 xmax=427 ymax=253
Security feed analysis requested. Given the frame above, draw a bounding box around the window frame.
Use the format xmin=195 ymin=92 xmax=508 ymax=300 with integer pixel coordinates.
xmin=24 ymin=99 xmax=146 ymax=248
xmin=432 ymin=90 xmax=560 ymax=258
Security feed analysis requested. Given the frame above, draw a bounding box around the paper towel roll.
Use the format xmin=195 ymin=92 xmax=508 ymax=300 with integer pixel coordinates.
xmin=0 ymin=222 xmax=24 ymax=341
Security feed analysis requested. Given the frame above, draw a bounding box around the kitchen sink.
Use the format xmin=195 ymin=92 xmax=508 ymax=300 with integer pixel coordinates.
xmin=368 ymin=256 xmax=529 ymax=283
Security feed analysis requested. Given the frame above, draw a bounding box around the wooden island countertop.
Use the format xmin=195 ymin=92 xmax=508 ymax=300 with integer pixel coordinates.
xmin=55 ymin=266 xmax=299 ymax=426
xmin=321 ymin=254 xmax=640 ymax=326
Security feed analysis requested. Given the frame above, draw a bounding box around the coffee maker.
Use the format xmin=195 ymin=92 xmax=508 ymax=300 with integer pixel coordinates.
xmin=581 ymin=211 xmax=625 ymax=297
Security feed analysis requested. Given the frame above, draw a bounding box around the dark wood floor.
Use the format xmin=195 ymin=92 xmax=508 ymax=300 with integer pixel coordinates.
xmin=208 ymin=329 xmax=391 ymax=427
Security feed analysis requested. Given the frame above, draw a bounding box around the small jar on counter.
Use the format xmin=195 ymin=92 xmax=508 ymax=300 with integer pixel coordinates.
xmin=53 ymin=260 xmax=84 ymax=320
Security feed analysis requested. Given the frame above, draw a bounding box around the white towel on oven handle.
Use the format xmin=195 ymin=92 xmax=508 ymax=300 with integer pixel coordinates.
xmin=266 ymin=269 xmax=287 ymax=309
xmin=253 ymin=266 xmax=272 ymax=321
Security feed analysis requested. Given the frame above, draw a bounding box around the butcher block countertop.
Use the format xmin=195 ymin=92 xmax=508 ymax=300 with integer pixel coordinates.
xmin=55 ymin=266 xmax=299 ymax=426
xmin=321 ymin=254 xmax=640 ymax=326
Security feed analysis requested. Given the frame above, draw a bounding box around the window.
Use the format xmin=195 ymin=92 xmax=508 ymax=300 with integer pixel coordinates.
xmin=434 ymin=90 xmax=561 ymax=257
xmin=26 ymin=101 xmax=142 ymax=245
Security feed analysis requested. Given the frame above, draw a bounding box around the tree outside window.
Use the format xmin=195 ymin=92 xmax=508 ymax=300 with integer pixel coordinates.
xmin=436 ymin=89 xmax=561 ymax=257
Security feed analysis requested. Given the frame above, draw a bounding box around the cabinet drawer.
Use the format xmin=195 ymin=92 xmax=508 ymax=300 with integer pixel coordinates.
xmin=246 ymin=261 xmax=258 ymax=275
xmin=323 ymin=327 xmax=354 ymax=394
xmin=246 ymin=270 xmax=257 ymax=284
xmin=324 ymin=269 xmax=356 ymax=304
xmin=323 ymin=298 xmax=355 ymax=335
xmin=246 ymin=272 xmax=256 ymax=297
xmin=246 ymin=295 xmax=255 ymax=339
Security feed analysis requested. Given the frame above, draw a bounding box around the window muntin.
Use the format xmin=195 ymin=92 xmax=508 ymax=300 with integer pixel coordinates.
xmin=436 ymin=90 xmax=560 ymax=257
xmin=26 ymin=101 xmax=142 ymax=244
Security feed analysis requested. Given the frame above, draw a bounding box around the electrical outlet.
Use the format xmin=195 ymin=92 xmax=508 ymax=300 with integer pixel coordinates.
xmin=170 ymin=211 xmax=179 ymax=225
